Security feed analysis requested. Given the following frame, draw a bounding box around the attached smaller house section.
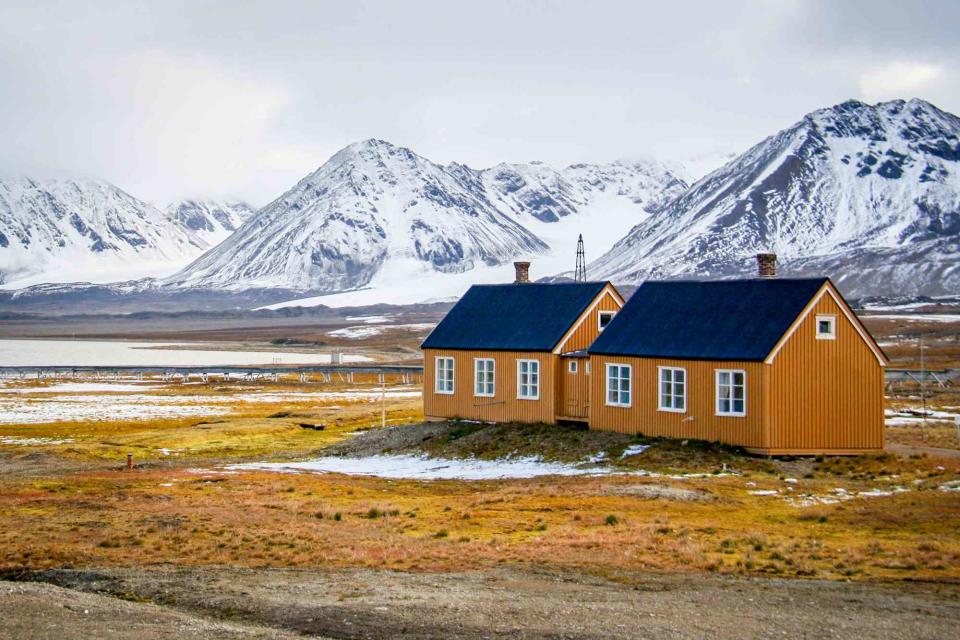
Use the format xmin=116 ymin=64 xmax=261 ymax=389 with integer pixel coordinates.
xmin=587 ymin=276 xmax=888 ymax=455
xmin=421 ymin=265 xmax=623 ymax=424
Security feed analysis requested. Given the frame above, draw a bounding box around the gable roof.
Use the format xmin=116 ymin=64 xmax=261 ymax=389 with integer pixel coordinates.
xmin=422 ymin=281 xmax=609 ymax=352
xmin=588 ymin=278 xmax=829 ymax=361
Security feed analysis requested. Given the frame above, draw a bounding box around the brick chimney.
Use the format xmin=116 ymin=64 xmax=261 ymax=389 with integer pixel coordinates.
xmin=756 ymin=253 xmax=777 ymax=278
xmin=514 ymin=261 xmax=530 ymax=283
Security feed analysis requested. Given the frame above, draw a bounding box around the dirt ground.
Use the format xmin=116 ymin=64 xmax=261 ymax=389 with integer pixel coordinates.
xmin=4 ymin=566 xmax=958 ymax=640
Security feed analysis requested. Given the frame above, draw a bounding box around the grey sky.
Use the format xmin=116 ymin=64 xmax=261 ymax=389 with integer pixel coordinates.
xmin=0 ymin=0 xmax=957 ymax=206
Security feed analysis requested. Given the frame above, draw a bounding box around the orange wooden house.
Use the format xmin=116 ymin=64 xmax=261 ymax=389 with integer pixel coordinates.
xmin=422 ymin=256 xmax=887 ymax=455
xmin=421 ymin=262 xmax=624 ymax=423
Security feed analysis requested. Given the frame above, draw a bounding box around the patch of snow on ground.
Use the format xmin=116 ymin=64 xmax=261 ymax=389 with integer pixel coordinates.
xmin=620 ymin=444 xmax=650 ymax=458
xmin=0 ymin=382 xmax=162 ymax=394
xmin=329 ymin=323 xmax=436 ymax=339
xmin=864 ymin=314 xmax=960 ymax=323
xmin=327 ymin=326 xmax=385 ymax=339
xmin=0 ymin=386 xmax=422 ymax=425
xmin=228 ymin=454 xmax=617 ymax=480
xmin=885 ymin=408 xmax=958 ymax=426
xmin=0 ymin=436 xmax=75 ymax=446
xmin=0 ymin=398 xmax=229 ymax=424
xmin=344 ymin=315 xmax=393 ymax=324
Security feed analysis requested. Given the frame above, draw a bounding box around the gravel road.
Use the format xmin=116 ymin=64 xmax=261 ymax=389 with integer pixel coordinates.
xmin=4 ymin=566 xmax=957 ymax=639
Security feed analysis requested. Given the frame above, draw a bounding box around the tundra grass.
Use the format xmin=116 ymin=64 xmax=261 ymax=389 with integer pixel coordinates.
xmin=1 ymin=463 xmax=958 ymax=584
xmin=2 ymin=378 xmax=959 ymax=585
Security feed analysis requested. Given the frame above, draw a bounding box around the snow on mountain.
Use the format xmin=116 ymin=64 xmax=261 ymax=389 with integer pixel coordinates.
xmin=0 ymin=178 xmax=208 ymax=288
xmin=165 ymin=198 xmax=255 ymax=247
xmin=167 ymin=139 xmax=687 ymax=299
xmin=589 ymin=98 xmax=960 ymax=298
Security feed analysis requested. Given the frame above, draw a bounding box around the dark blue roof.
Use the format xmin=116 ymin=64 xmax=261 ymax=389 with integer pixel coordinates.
xmin=588 ymin=278 xmax=829 ymax=361
xmin=422 ymin=281 xmax=609 ymax=352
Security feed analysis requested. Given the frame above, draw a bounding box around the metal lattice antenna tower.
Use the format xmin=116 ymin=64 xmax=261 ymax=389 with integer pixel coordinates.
xmin=574 ymin=234 xmax=586 ymax=282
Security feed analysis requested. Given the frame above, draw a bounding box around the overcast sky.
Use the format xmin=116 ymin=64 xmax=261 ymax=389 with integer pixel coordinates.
xmin=0 ymin=0 xmax=957 ymax=206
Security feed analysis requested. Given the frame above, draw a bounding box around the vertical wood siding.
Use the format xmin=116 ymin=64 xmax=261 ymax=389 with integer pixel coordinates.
xmin=588 ymin=356 xmax=766 ymax=448
xmin=557 ymin=356 xmax=591 ymax=419
xmin=557 ymin=290 xmax=623 ymax=352
xmin=766 ymin=290 xmax=885 ymax=453
xmin=423 ymin=349 xmax=557 ymax=423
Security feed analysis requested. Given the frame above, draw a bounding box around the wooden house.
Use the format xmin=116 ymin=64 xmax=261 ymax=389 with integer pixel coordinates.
xmin=421 ymin=262 xmax=624 ymax=423
xmin=587 ymin=263 xmax=888 ymax=455
xmin=421 ymin=255 xmax=887 ymax=455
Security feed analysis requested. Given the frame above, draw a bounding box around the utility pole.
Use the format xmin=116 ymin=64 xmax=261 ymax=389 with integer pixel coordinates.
xmin=574 ymin=234 xmax=586 ymax=282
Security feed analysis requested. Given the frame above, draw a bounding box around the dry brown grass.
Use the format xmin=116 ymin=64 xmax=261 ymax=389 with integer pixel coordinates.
xmin=1 ymin=465 xmax=958 ymax=583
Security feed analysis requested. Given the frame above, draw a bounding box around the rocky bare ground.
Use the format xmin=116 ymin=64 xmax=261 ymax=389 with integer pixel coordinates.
xmin=2 ymin=566 xmax=958 ymax=640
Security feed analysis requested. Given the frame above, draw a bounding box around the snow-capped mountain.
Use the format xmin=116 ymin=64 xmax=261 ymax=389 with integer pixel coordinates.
xmin=166 ymin=139 xmax=687 ymax=295
xmin=0 ymin=178 xmax=208 ymax=287
xmin=165 ymin=198 xmax=256 ymax=247
xmin=589 ymin=98 xmax=960 ymax=297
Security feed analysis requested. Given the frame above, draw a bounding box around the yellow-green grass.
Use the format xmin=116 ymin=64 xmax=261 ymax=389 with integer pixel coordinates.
xmin=0 ymin=381 xmax=422 ymax=463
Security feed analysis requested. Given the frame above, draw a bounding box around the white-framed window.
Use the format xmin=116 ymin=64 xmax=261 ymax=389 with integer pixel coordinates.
xmin=435 ymin=356 xmax=455 ymax=395
xmin=716 ymin=369 xmax=746 ymax=417
xmin=598 ymin=311 xmax=616 ymax=331
xmin=474 ymin=358 xmax=495 ymax=397
xmin=816 ymin=315 xmax=836 ymax=340
xmin=658 ymin=366 xmax=686 ymax=412
xmin=585 ymin=361 xmax=590 ymax=375
xmin=605 ymin=363 xmax=631 ymax=407
xmin=517 ymin=359 xmax=540 ymax=400
xmin=568 ymin=360 xmax=578 ymax=374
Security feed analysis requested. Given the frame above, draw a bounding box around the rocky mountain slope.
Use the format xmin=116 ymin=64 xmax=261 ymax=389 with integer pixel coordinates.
xmin=0 ymin=178 xmax=209 ymax=287
xmin=589 ymin=98 xmax=960 ymax=297
xmin=165 ymin=199 xmax=255 ymax=247
xmin=166 ymin=139 xmax=687 ymax=293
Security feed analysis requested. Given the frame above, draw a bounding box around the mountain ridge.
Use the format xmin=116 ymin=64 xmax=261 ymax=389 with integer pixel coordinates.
xmin=588 ymin=98 xmax=960 ymax=297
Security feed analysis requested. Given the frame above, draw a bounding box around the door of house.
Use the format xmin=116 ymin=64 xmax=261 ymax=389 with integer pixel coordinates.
xmin=560 ymin=356 xmax=590 ymax=420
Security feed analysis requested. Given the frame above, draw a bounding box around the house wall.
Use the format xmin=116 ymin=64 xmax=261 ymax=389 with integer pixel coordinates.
xmin=588 ymin=356 xmax=766 ymax=448
xmin=558 ymin=289 xmax=623 ymax=352
xmin=423 ymin=349 xmax=558 ymax=423
xmin=765 ymin=290 xmax=885 ymax=454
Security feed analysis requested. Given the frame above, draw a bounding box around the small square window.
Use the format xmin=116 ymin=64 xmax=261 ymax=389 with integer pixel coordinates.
xmin=568 ymin=360 xmax=578 ymax=374
xmin=816 ymin=315 xmax=836 ymax=340
xmin=598 ymin=311 xmax=615 ymax=331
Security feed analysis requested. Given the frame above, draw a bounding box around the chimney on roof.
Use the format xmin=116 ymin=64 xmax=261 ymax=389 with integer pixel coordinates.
xmin=756 ymin=253 xmax=777 ymax=278
xmin=514 ymin=261 xmax=530 ymax=283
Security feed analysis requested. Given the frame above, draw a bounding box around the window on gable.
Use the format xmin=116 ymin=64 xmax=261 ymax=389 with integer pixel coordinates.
xmin=568 ymin=360 xmax=578 ymax=374
xmin=435 ymin=357 xmax=455 ymax=394
xmin=598 ymin=311 xmax=616 ymax=331
xmin=716 ymin=369 xmax=746 ymax=416
xmin=816 ymin=315 xmax=836 ymax=340
xmin=517 ymin=359 xmax=540 ymax=400
xmin=474 ymin=358 xmax=494 ymax=397
xmin=658 ymin=367 xmax=686 ymax=412
xmin=605 ymin=364 xmax=631 ymax=407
